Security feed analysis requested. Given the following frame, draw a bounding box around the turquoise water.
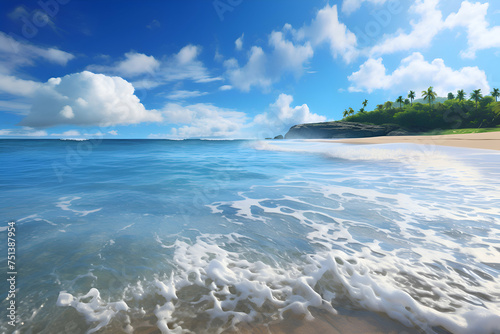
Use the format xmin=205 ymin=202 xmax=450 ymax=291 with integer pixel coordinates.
xmin=1 ymin=139 xmax=500 ymax=333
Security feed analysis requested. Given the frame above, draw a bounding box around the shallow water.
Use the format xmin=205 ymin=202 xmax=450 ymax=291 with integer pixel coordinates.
xmin=1 ymin=139 xmax=499 ymax=334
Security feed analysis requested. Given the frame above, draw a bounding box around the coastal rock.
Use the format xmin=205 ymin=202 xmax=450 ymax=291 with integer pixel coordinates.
xmin=274 ymin=135 xmax=284 ymax=140
xmin=285 ymin=121 xmax=400 ymax=139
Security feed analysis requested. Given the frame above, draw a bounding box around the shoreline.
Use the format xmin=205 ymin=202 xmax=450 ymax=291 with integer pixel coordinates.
xmin=132 ymin=308 xmax=420 ymax=334
xmin=307 ymin=131 xmax=500 ymax=151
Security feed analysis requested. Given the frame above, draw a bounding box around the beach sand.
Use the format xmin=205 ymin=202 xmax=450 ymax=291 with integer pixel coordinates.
xmin=309 ymin=131 xmax=500 ymax=151
xmin=133 ymin=308 xmax=420 ymax=334
xmin=233 ymin=308 xmax=419 ymax=334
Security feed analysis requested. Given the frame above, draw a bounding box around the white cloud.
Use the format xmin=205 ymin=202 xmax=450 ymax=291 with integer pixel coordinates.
xmin=59 ymin=105 xmax=74 ymax=119
xmin=87 ymin=45 xmax=220 ymax=88
xmin=82 ymin=131 xmax=104 ymax=137
xmin=235 ymin=33 xmax=244 ymax=51
xmin=0 ymin=99 xmax=31 ymax=115
xmin=118 ymin=52 xmax=160 ymax=76
xmin=297 ymin=4 xmax=358 ymax=63
xmin=219 ymin=85 xmax=233 ymax=91
xmin=0 ymin=127 xmax=48 ymax=137
xmin=163 ymin=45 xmax=221 ymax=83
xmin=108 ymin=130 xmax=118 ymax=136
xmin=225 ymin=31 xmax=313 ymax=91
xmin=156 ymin=103 xmax=248 ymax=138
xmin=166 ymin=90 xmax=208 ymax=100
xmin=370 ymin=0 xmax=443 ymax=56
xmin=444 ymin=1 xmax=500 ymax=59
xmin=224 ymin=47 xmax=270 ymax=92
xmin=19 ymin=71 xmax=163 ymax=128
xmin=50 ymin=130 xmax=81 ymax=137
xmin=0 ymin=31 xmax=74 ymax=70
xmin=348 ymin=52 xmax=490 ymax=96
xmin=0 ymin=73 xmax=41 ymax=97
xmin=341 ymin=0 xmax=388 ymax=15
xmin=87 ymin=52 xmax=160 ymax=77
xmin=254 ymin=94 xmax=327 ymax=135
xmin=223 ymin=4 xmax=359 ymax=91
xmin=130 ymin=78 xmax=163 ymax=90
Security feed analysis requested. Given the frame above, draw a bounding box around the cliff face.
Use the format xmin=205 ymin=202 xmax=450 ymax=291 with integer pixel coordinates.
xmin=284 ymin=121 xmax=401 ymax=139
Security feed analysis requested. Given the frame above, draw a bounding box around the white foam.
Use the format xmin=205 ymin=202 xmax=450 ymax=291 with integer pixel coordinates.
xmin=54 ymin=141 xmax=500 ymax=333
xmin=56 ymin=196 xmax=102 ymax=217
xmin=211 ymin=180 xmax=500 ymax=333
xmin=57 ymin=288 xmax=128 ymax=334
xmin=59 ymin=138 xmax=88 ymax=141
xmin=253 ymin=140 xmax=487 ymax=186
xmin=118 ymin=223 xmax=134 ymax=231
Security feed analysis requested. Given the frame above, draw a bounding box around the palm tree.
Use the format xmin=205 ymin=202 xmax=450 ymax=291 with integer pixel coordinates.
xmin=343 ymin=109 xmax=349 ymax=118
xmin=470 ymin=89 xmax=483 ymax=111
xmin=396 ymin=96 xmax=404 ymax=108
xmin=408 ymin=90 xmax=416 ymax=106
xmin=384 ymin=101 xmax=393 ymax=110
xmin=422 ymin=86 xmax=437 ymax=109
xmin=348 ymin=107 xmax=355 ymax=116
xmin=362 ymin=99 xmax=368 ymax=108
xmin=457 ymin=90 xmax=465 ymax=103
xmin=492 ymin=88 xmax=500 ymax=102
xmin=447 ymin=92 xmax=455 ymax=100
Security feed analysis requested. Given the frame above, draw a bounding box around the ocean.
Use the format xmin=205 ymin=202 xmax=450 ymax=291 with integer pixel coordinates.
xmin=1 ymin=139 xmax=499 ymax=334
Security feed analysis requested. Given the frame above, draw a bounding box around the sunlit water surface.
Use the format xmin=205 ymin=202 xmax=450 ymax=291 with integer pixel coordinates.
xmin=1 ymin=139 xmax=499 ymax=334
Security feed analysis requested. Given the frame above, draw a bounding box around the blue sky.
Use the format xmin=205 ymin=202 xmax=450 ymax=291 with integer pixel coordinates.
xmin=0 ymin=0 xmax=499 ymax=139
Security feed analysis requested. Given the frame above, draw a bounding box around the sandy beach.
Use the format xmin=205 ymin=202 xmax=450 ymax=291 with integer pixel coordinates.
xmin=309 ymin=131 xmax=500 ymax=151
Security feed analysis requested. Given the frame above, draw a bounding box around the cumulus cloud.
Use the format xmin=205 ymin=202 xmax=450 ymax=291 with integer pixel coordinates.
xmin=254 ymin=94 xmax=327 ymax=135
xmin=224 ymin=3 xmax=360 ymax=91
xmin=297 ymin=4 xmax=358 ymax=63
xmin=19 ymin=71 xmax=163 ymax=128
xmin=444 ymin=1 xmax=500 ymax=59
xmin=153 ymin=103 xmax=247 ymax=138
xmin=369 ymin=0 xmax=443 ymax=56
xmin=88 ymin=52 xmax=160 ymax=77
xmin=235 ymin=34 xmax=244 ymax=50
xmin=348 ymin=52 xmax=490 ymax=96
xmin=341 ymin=0 xmax=388 ymax=15
xmin=225 ymin=31 xmax=313 ymax=91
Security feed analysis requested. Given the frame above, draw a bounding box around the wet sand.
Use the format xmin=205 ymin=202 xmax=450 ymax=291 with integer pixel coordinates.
xmin=133 ymin=308 xmax=420 ymax=333
xmin=309 ymin=131 xmax=500 ymax=151
xmin=234 ymin=308 xmax=420 ymax=334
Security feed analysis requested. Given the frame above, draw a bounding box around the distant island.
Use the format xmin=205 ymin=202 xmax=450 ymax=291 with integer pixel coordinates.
xmin=278 ymin=87 xmax=500 ymax=139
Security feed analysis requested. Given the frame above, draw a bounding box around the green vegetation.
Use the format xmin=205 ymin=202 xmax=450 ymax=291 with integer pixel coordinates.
xmin=422 ymin=86 xmax=438 ymax=108
xmin=422 ymin=126 xmax=500 ymax=135
xmin=342 ymin=87 xmax=500 ymax=133
xmin=491 ymin=88 xmax=499 ymax=102
xmin=408 ymin=90 xmax=415 ymax=106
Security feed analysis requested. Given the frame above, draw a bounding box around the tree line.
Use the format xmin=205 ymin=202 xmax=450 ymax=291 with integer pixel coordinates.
xmin=342 ymin=87 xmax=500 ymax=131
